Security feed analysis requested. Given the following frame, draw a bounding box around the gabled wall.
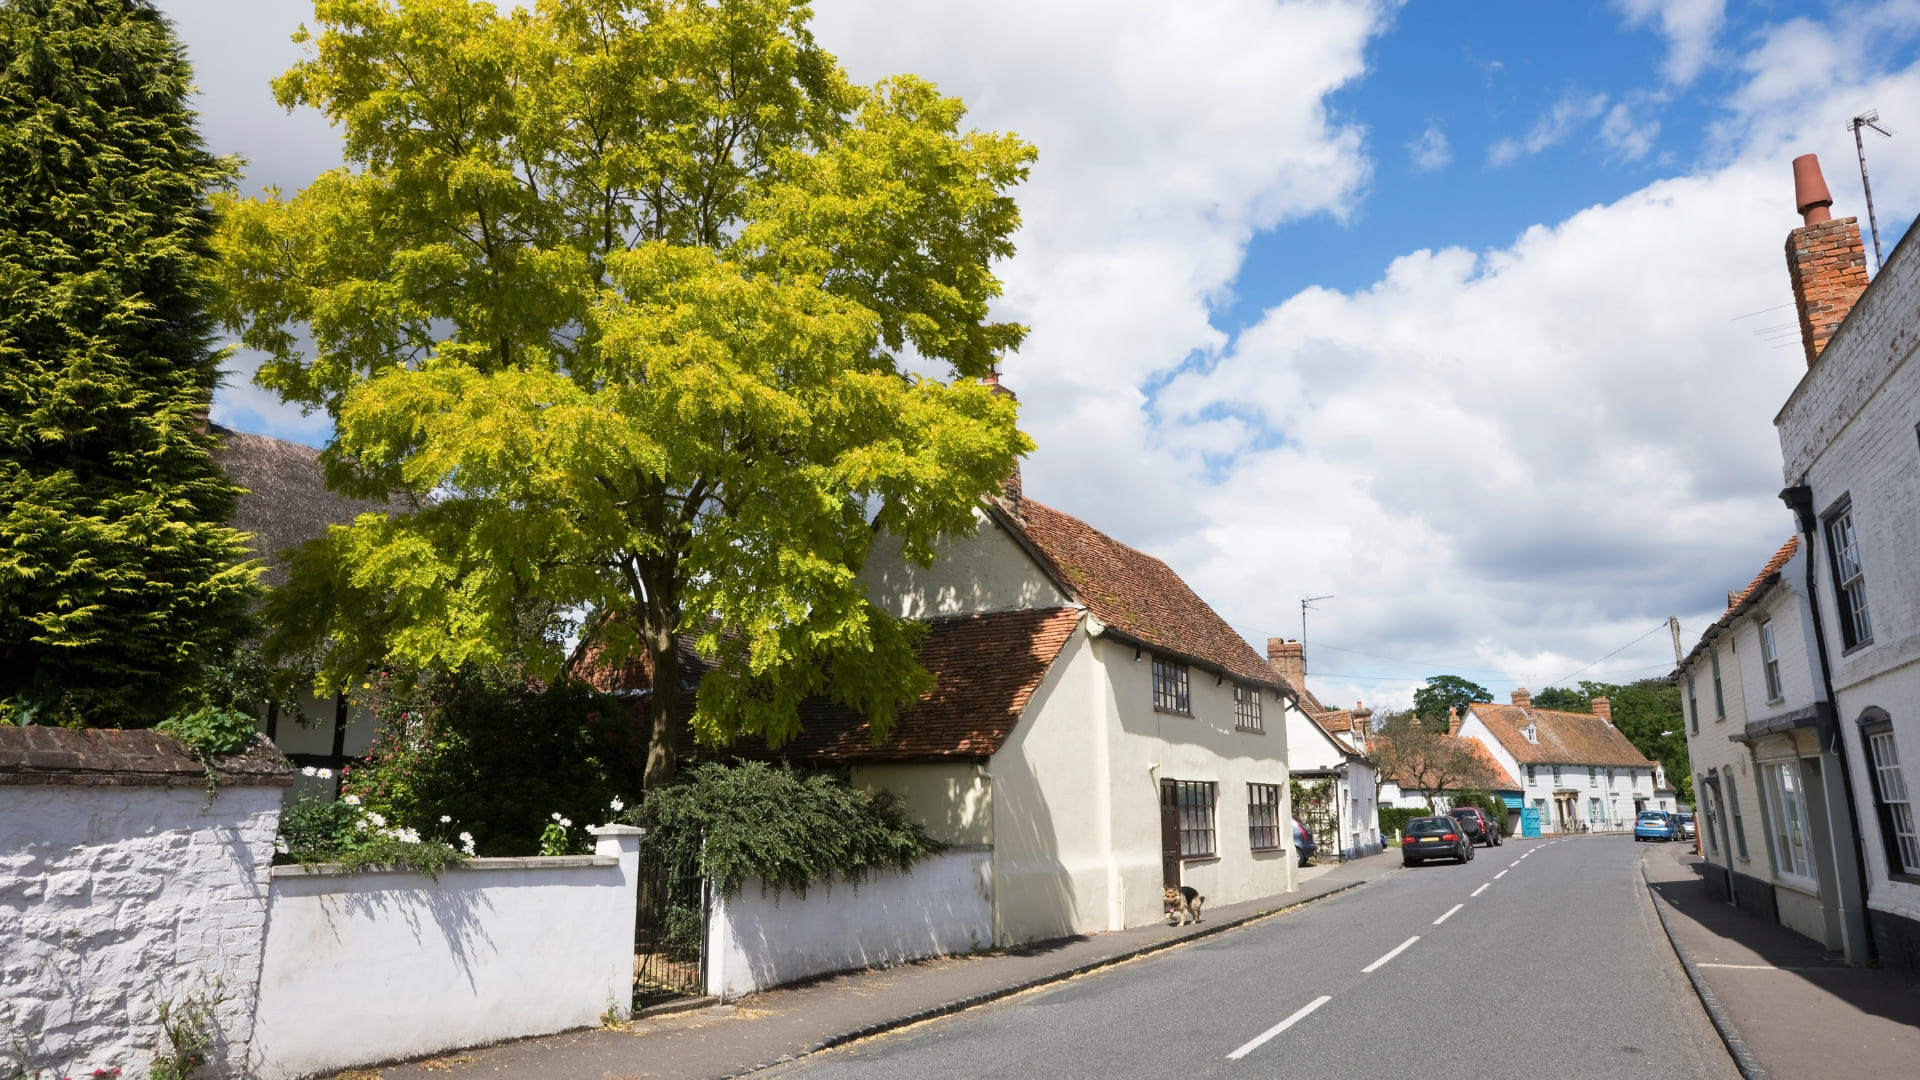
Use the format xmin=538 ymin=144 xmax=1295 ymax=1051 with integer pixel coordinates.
xmin=859 ymin=508 xmax=1073 ymax=619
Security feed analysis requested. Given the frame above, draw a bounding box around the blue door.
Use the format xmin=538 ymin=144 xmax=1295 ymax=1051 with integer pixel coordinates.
xmin=1521 ymin=806 xmax=1542 ymax=838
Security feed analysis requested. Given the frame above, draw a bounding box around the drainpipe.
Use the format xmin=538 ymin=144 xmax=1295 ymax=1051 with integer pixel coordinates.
xmin=1782 ymin=483 xmax=1876 ymax=964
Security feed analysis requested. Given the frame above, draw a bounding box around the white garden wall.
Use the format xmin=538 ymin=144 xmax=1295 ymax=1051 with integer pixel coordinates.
xmin=250 ymin=825 xmax=642 ymax=1080
xmin=706 ymin=845 xmax=993 ymax=1000
xmin=0 ymin=729 xmax=289 ymax=1080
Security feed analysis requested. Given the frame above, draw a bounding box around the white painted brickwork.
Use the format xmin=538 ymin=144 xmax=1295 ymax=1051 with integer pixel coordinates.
xmin=1777 ymin=226 xmax=1920 ymax=941
xmin=0 ymin=785 xmax=282 ymax=1079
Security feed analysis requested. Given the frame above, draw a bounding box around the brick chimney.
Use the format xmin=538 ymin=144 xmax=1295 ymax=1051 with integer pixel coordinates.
xmin=1511 ymin=686 xmax=1531 ymax=708
xmin=1266 ymin=638 xmax=1305 ymax=690
xmin=1592 ymin=695 xmax=1612 ymax=724
xmin=981 ymin=370 xmax=1022 ymax=508
xmin=1786 ymin=154 xmax=1869 ymax=367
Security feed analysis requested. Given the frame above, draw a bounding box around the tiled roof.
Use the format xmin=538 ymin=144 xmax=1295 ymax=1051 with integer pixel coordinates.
xmin=1466 ymin=702 xmax=1654 ymax=768
xmin=1676 ymin=536 xmax=1799 ymax=674
xmin=991 ymin=500 xmax=1280 ymax=690
xmin=576 ymin=608 xmax=1085 ymax=762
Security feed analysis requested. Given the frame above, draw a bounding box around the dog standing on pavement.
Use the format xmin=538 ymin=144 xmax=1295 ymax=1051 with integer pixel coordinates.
xmin=1164 ymin=885 xmax=1204 ymax=926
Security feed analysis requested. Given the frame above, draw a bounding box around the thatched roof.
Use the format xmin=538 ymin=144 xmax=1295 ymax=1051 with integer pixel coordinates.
xmin=209 ymin=423 xmax=391 ymax=586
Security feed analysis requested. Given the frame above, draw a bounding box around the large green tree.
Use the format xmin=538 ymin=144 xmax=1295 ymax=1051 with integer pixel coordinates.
xmin=213 ymin=0 xmax=1034 ymax=784
xmin=0 ymin=0 xmax=258 ymax=725
xmin=1411 ymin=674 xmax=1492 ymax=731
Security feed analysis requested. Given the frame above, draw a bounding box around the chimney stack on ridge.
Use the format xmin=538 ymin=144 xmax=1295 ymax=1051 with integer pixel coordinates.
xmin=1266 ymin=638 xmax=1306 ymax=691
xmin=1511 ymin=686 xmax=1532 ymax=708
xmin=1592 ymin=695 xmax=1612 ymax=725
xmin=1786 ymin=154 xmax=1870 ymax=367
xmin=981 ymin=370 xmax=1023 ymax=508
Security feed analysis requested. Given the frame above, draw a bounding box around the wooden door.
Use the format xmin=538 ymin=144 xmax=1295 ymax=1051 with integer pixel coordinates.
xmin=1160 ymin=779 xmax=1181 ymax=890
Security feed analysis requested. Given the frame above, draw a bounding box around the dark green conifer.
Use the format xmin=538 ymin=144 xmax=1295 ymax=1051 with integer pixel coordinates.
xmin=0 ymin=0 xmax=258 ymax=725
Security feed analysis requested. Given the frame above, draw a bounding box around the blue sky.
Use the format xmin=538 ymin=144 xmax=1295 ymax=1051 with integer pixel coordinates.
xmin=168 ymin=0 xmax=1920 ymax=709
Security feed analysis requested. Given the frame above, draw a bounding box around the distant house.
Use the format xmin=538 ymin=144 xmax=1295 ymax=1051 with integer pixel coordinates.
xmin=1457 ymin=690 xmax=1666 ymax=833
xmin=210 ymin=423 xmax=388 ymax=799
xmin=587 ymin=467 xmax=1304 ymax=945
xmin=1267 ymin=640 xmax=1382 ymax=858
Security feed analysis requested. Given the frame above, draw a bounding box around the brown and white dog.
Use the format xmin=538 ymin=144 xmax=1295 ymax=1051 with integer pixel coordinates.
xmin=1164 ymin=885 xmax=1204 ymax=926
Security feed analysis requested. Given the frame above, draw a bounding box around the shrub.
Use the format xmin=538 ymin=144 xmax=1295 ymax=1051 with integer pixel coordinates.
xmin=633 ymin=761 xmax=943 ymax=898
xmin=1378 ymin=806 xmax=1422 ymax=839
xmin=274 ymin=790 xmax=470 ymax=878
xmin=345 ymin=666 xmax=643 ymax=856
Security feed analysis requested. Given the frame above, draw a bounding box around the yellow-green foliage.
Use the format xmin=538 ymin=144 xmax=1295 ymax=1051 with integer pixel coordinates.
xmin=214 ymin=1 xmax=1035 ymax=772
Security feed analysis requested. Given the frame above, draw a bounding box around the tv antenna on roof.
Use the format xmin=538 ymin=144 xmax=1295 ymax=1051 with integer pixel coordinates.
xmin=1848 ymin=109 xmax=1894 ymax=271
xmin=1300 ymin=595 xmax=1333 ymax=677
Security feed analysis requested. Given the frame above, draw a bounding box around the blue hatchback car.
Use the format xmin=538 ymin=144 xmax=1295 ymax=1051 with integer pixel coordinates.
xmin=1634 ymin=810 xmax=1682 ymax=842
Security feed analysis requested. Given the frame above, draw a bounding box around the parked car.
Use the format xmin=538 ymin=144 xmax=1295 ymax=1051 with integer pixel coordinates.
xmin=1401 ymin=815 xmax=1474 ymax=866
xmin=1676 ymin=812 xmax=1696 ymax=839
xmin=1634 ymin=810 xmax=1683 ymax=842
xmin=1293 ymin=818 xmax=1317 ymax=866
xmin=1448 ymin=805 xmax=1502 ymax=847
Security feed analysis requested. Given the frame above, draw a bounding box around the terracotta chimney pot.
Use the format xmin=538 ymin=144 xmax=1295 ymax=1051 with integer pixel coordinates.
xmin=1793 ymin=154 xmax=1833 ymax=225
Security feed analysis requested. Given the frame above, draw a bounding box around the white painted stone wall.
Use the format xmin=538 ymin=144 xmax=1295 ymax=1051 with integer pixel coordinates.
xmin=1775 ymin=220 xmax=1920 ymax=938
xmin=858 ymin=507 xmax=1074 ymax=619
xmin=705 ymin=846 xmax=994 ymax=1000
xmin=250 ymin=826 xmax=643 ymax=1080
xmin=0 ymin=783 xmax=282 ymax=1080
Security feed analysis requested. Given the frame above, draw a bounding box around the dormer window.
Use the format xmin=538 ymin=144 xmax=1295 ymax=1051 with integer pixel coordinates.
xmin=1523 ymin=724 xmax=1538 ymax=743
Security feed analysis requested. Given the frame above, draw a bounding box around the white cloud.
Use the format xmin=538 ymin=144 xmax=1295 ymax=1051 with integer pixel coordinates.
xmin=1616 ymin=0 xmax=1726 ymax=87
xmin=1488 ymin=92 xmax=1609 ymax=167
xmin=1600 ymin=103 xmax=1661 ymax=161
xmin=1408 ymin=124 xmax=1452 ymax=172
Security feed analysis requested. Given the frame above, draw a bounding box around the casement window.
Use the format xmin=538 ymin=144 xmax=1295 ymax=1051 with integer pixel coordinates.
xmin=1152 ymin=656 xmax=1191 ymax=714
xmin=1727 ymin=775 xmax=1750 ymax=859
xmin=1710 ymin=649 xmax=1725 ymax=719
xmin=1247 ymin=783 xmax=1283 ymax=851
xmin=1760 ymin=620 xmax=1783 ymax=702
xmin=1863 ymin=720 xmax=1919 ymax=878
xmin=1588 ymin=766 xmax=1597 ymax=787
xmin=1606 ymin=768 xmax=1616 ymax=789
xmin=1825 ymin=504 xmax=1872 ymax=649
xmin=1526 ymin=764 xmax=1536 ymax=783
xmin=1686 ymin=673 xmax=1699 ymax=734
xmin=1700 ymin=782 xmax=1719 ymax=855
xmin=1552 ymin=765 xmax=1562 ymax=785
xmin=1763 ymin=761 xmax=1816 ymax=885
xmin=1234 ymin=684 xmax=1264 ymax=732
xmin=1170 ymin=780 xmax=1217 ymax=857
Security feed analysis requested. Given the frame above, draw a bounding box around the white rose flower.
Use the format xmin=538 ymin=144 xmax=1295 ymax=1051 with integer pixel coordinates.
xmin=342 ymin=794 xmax=361 ymax=806
xmin=368 ymin=812 xmax=387 ymax=827
xmin=439 ymin=815 xmax=452 ymax=824
xmin=559 ymin=817 xmax=572 ymax=828
xmin=551 ymin=812 xmax=563 ymax=822
xmin=459 ymin=831 xmax=473 ymax=843
xmin=275 ymin=840 xmax=289 ymax=854
xmin=609 ymin=798 xmax=624 ymax=812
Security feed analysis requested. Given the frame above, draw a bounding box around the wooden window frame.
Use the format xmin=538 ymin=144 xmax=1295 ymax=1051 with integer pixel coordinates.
xmin=1763 ymin=760 xmax=1818 ymax=888
xmin=1247 ymin=783 xmax=1283 ymax=851
xmin=1824 ymin=502 xmax=1872 ymax=650
xmin=1686 ymin=672 xmax=1698 ymax=734
xmin=1727 ymin=774 xmax=1750 ymax=860
xmin=1152 ymin=655 xmax=1191 ymax=715
xmin=1169 ymin=779 xmax=1217 ymax=858
xmin=1760 ymin=619 xmax=1783 ymax=702
xmin=1233 ymin=683 xmax=1264 ymax=732
xmin=1861 ymin=715 xmax=1920 ymax=881
xmin=1710 ymin=649 xmax=1725 ymax=719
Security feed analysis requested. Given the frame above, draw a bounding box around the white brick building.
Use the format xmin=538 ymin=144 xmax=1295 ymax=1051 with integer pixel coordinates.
xmin=1771 ymin=155 xmax=1920 ymax=974
xmin=1457 ymin=690 xmax=1668 ymax=835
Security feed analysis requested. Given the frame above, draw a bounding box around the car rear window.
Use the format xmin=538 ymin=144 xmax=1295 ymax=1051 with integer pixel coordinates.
xmin=1408 ymin=817 xmax=1454 ymax=833
xmin=1639 ymin=812 xmax=1668 ymax=822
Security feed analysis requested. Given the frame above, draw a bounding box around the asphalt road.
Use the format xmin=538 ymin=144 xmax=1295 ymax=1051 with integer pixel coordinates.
xmin=761 ymin=835 xmax=1739 ymax=1080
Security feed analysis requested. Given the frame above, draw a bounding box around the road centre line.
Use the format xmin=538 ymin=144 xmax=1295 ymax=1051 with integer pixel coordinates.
xmin=1471 ymin=883 xmax=1489 ymax=897
xmin=1433 ymin=903 xmax=1464 ymax=925
xmin=1227 ymin=995 xmax=1333 ymax=1060
xmin=1509 ymin=860 xmax=1522 ymax=867
xmin=1494 ymin=869 xmax=1509 ymax=879
xmin=1362 ymin=936 xmax=1420 ymax=973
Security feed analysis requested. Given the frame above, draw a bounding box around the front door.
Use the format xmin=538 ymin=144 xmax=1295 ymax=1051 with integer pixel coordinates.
xmin=1160 ymin=779 xmax=1181 ymax=891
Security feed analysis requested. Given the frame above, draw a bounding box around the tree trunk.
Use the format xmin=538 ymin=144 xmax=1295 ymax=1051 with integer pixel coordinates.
xmin=642 ymin=624 xmax=678 ymax=789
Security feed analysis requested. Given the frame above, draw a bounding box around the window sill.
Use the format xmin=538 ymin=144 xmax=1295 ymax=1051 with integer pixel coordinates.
xmin=1840 ymin=640 xmax=1875 ymax=658
xmin=1774 ymin=874 xmax=1821 ymax=898
xmin=1249 ymin=845 xmax=1283 ymax=854
xmin=1154 ymin=706 xmax=1194 ymax=718
xmin=1887 ymin=872 xmax=1920 ymax=887
xmin=1235 ymin=724 xmax=1266 ymax=734
xmin=1181 ymin=854 xmax=1221 ymax=865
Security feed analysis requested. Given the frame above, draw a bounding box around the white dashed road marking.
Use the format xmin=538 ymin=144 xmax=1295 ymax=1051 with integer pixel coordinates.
xmin=1495 ymin=870 xmax=1509 ymax=879
xmin=1362 ymin=936 xmax=1420 ymax=973
xmin=1227 ymin=995 xmax=1333 ymax=1060
xmin=1433 ymin=904 xmax=1464 ymax=925
xmin=1471 ymin=883 xmax=1489 ymax=897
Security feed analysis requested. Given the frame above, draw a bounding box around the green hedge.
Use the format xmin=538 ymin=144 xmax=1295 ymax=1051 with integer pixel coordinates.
xmin=1378 ymin=806 xmax=1422 ymax=838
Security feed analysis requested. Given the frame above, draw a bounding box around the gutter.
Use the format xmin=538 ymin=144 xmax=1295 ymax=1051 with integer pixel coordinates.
xmin=1782 ymin=483 xmax=1876 ymax=965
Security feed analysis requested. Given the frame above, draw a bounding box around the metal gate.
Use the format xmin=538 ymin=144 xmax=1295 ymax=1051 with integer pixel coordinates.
xmin=633 ymin=839 xmax=707 ymax=1006
xmin=1292 ymin=778 xmax=1338 ymax=862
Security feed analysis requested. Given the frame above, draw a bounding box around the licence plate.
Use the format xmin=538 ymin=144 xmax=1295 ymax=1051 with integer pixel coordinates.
xmin=1420 ymin=837 xmax=1441 ymax=843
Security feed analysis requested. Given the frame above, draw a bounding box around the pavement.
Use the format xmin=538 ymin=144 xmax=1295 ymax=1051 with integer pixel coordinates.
xmin=361 ymin=847 xmax=1396 ymax=1080
xmin=1641 ymin=842 xmax=1920 ymax=1079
